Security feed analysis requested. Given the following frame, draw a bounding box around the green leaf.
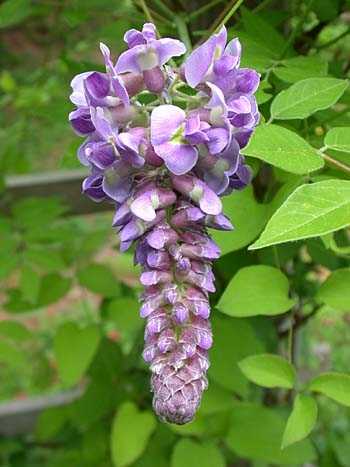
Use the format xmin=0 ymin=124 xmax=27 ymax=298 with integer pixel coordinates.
xmin=242 ymin=124 xmax=324 ymax=174
xmin=25 ymin=247 xmax=66 ymax=272
xmin=282 ymin=395 xmax=318 ymax=449
xmin=0 ymin=340 xmax=26 ymax=367
xmin=107 ymin=298 xmax=143 ymax=353
xmin=324 ymin=127 xmax=350 ymax=153
xmin=54 ymin=322 xmax=101 ymax=387
xmin=0 ymin=321 xmax=32 ymax=341
xmin=171 ymin=439 xmax=225 ymax=467
xmin=111 ymin=401 xmax=156 ymax=467
xmin=239 ymin=32 xmax=276 ymax=72
xmin=218 ymin=265 xmax=295 ymax=317
xmin=20 ymin=265 xmax=41 ymax=303
xmin=78 ymin=263 xmax=121 ymax=297
xmin=226 ymin=402 xmax=316 ymax=464
xmin=250 ymin=180 xmax=350 ymax=250
xmin=274 ymin=56 xmax=328 ymax=83
xmin=309 ymin=372 xmax=350 ymax=406
xmin=209 ymin=315 xmax=265 ymax=397
xmin=239 ymin=353 xmax=296 ymax=389
xmin=37 ymin=273 xmax=71 ymax=306
xmin=241 ymin=8 xmax=286 ymax=56
xmin=271 ymin=78 xmax=348 ymax=120
xmin=211 ymin=186 xmax=268 ymax=255
xmin=0 ymin=0 xmax=33 ymax=29
xmin=317 ymin=268 xmax=350 ymax=311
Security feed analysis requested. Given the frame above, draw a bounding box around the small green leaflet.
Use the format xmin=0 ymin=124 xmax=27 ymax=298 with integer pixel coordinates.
xmin=78 ymin=263 xmax=121 ymax=297
xmin=217 ymin=265 xmax=296 ymax=317
xmin=242 ymin=124 xmax=324 ymax=174
xmin=317 ymin=268 xmax=350 ymax=311
xmin=171 ymin=439 xmax=225 ymax=467
xmin=273 ymin=56 xmax=328 ymax=83
xmin=271 ymin=78 xmax=348 ymax=120
xmin=250 ymin=180 xmax=350 ymax=250
xmin=111 ymin=401 xmax=156 ymax=467
xmin=239 ymin=353 xmax=296 ymax=389
xmin=324 ymin=127 xmax=350 ymax=153
xmin=309 ymin=372 xmax=350 ymax=407
xmin=282 ymin=395 xmax=318 ymax=449
xmin=54 ymin=322 xmax=101 ymax=387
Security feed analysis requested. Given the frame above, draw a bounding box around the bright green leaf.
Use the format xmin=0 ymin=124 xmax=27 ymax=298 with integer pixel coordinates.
xmin=309 ymin=372 xmax=350 ymax=406
xmin=111 ymin=401 xmax=156 ymax=467
xmin=271 ymin=78 xmax=348 ymax=120
xmin=226 ymin=402 xmax=316 ymax=464
xmin=218 ymin=265 xmax=295 ymax=317
xmin=242 ymin=124 xmax=324 ymax=174
xmin=239 ymin=353 xmax=296 ymax=389
xmin=324 ymin=127 xmax=350 ymax=153
xmin=250 ymin=180 xmax=350 ymax=249
xmin=54 ymin=322 xmax=101 ymax=387
xmin=282 ymin=395 xmax=318 ymax=449
xmin=211 ymin=186 xmax=268 ymax=255
xmin=274 ymin=56 xmax=328 ymax=83
xmin=171 ymin=439 xmax=225 ymax=467
xmin=317 ymin=268 xmax=350 ymax=311
xmin=78 ymin=263 xmax=120 ymax=297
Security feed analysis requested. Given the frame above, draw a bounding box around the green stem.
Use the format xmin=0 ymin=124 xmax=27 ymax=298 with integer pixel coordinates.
xmin=174 ymin=15 xmax=192 ymax=54
xmin=215 ymin=0 xmax=245 ymax=33
xmin=288 ymin=313 xmax=294 ymax=364
xmin=253 ymin=0 xmax=275 ymax=13
xmin=321 ymin=153 xmax=350 ymax=175
xmin=151 ymin=0 xmax=174 ymax=20
xmin=316 ymin=26 xmax=350 ymax=50
xmin=139 ymin=0 xmax=156 ymax=27
xmin=187 ymin=0 xmax=223 ymax=21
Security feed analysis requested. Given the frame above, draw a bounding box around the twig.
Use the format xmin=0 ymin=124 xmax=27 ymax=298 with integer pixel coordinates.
xmin=151 ymin=0 xmax=174 ymax=20
xmin=279 ymin=306 xmax=320 ymax=338
xmin=321 ymin=153 xmax=350 ymax=175
xmin=202 ymin=0 xmax=245 ymax=42
xmin=187 ymin=0 xmax=223 ymax=21
xmin=174 ymin=15 xmax=192 ymax=54
xmin=139 ymin=0 xmax=156 ymax=26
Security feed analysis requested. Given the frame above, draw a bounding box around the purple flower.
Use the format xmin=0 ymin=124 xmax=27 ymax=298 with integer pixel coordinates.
xmin=184 ymin=26 xmax=241 ymax=88
xmin=69 ymin=21 xmax=260 ymax=426
xmin=116 ymin=23 xmax=186 ymax=93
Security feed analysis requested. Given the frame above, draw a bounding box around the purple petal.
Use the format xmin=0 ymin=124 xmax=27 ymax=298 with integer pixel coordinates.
xmin=151 ymin=105 xmax=185 ymax=146
xmin=184 ymin=35 xmax=217 ymax=87
xmin=206 ymin=127 xmax=230 ymax=154
xmin=130 ymin=193 xmax=156 ymax=222
xmin=115 ymin=46 xmax=143 ymax=73
xmin=155 ymin=142 xmax=198 ymax=175
xmin=70 ymin=72 xmax=92 ymax=106
xmin=124 ymin=29 xmax=145 ymax=48
xmin=154 ymin=38 xmax=186 ymax=66
xmin=69 ymin=108 xmax=94 ymax=135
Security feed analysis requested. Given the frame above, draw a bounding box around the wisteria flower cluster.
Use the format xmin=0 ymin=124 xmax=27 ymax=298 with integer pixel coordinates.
xmin=69 ymin=23 xmax=259 ymax=425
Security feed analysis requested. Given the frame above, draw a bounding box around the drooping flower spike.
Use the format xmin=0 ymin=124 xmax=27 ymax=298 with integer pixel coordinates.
xmin=69 ymin=23 xmax=259 ymax=424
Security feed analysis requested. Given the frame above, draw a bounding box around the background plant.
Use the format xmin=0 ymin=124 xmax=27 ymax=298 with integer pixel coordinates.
xmin=0 ymin=0 xmax=350 ymax=466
